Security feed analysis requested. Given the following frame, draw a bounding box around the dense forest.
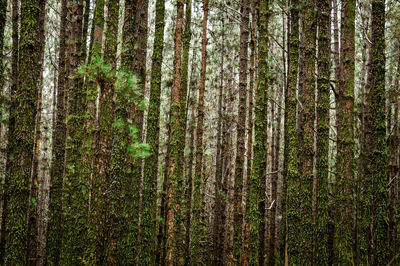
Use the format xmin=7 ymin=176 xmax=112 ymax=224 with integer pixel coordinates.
xmin=0 ymin=0 xmax=398 ymax=264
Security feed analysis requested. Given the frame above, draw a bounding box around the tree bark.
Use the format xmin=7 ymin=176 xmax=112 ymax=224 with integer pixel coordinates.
xmin=364 ymin=0 xmax=388 ymax=263
xmin=191 ymin=0 xmax=209 ymax=263
xmin=143 ymin=0 xmax=165 ymax=263
xmin=248 ymin=0 xmax=269 ymax=264
xmin=315 ymin=0 xmax=330 ymax=263
xmin=282 ymin=0 xmax=299 ymax=264
xmin=165 ymin=0 xmax=185 ymax=263
xmin=46 ymin=0 xmax=68 ymax=263
xmin=234 ymin=0 xmax=250 ymax=262
xmin=2 ymin=0 xmax=45 ymax=263
xmin=335 ymin=0 xmax=356 ymax=263
xmin=298 ymin=0 xmax=316 ymax=263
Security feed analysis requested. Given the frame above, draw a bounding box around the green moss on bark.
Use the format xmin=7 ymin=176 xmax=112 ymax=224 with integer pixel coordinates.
xmin=248 ymin=0 xmax=269 ymax=264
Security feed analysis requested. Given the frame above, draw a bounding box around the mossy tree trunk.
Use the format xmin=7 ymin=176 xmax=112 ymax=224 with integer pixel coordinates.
xmin=191 ymin=0 xmax=209 ymax=263
xmin=335 ymin=0 xmax=356 ymax=263
xmin=2 ymin=0 xmax=45 ymax=263
xmin=61 ymin=1 xmax=87 ymax=263
xmin=212 ymin=10 xmax=225 ymax=265
xmin=93 ymin=0 xmax=119 ymax=263
xmin=242 ymin=2 xmax=256 ymax=263
xmin=364 ymin=0 xmax=388 ymax=263
xmin=248 ymin=0 xmax=269 ymax=264
xmin=143 ymin=0 xmax=165 ymax=263
xmin=298 ymin=0 xmax=316 ymax=263
xmin=180 ymin=0 xmax=192 ymax=260
xmin=129 ymin=0 xmax=149 ymax=260
xmin=234 ymin=0 xmax=250 ymax=261
xmin=165 ymin=0 xmax=185 ymax=263
xmin=0 ymin=0 xmax=18 ymax=261
xmin=46 ymin=0 xmax=68 ymax=263
xmin=282 ymin=0 xmax=299 ymax=264
xmin=316 ymin=0 xmax=330 ymax=263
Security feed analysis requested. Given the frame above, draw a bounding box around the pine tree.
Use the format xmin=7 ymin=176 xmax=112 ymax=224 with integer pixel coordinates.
xmin=335 ymin=0 xmax=356 ymax=263
xmin=0 ymin=0 xmax=18 ymax=261
xmin=248 ymin=0 xmax=269 ymax=264
xmin=212 ymin=9 xmax=225 ymax=265
xmin=191 ymin=0 xmax=209 ymax=263
xmin=180 ymin=0 xmax=192 ymax=260
xmin=165 ymin=0 xmax=185 ymax=263
xmin=46 ymin=0 xmax=68 ymax=263
xmin=142 ymin=0 xmax=165 ymax=262
xmin=61 ymin=0 xmax=87 ymax=263
xmin=364 ymin=0 xmax=388 ymax=263
xmin=234 ymin=0 xmax=250 ymax=261
xmin=130 ymin=0 xmax=149 ymax=260
xmin=2 ymin=0 xmax=45 ymax=263
xmin=282 ymin=0 xmax=299 ymax=263
xmin=298 ymin=0 xmax=316 ymax=263
xmin=93 ymin=0 xmax=119 ymax=262
xmin=316 ymin=0 xmax=330 ymax=263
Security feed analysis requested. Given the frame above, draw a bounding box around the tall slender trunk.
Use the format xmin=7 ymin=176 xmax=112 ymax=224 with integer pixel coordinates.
xmin=143 ymin=0 xmax=165 ymax=262
xmin=358 ymin=1 xmax=371 ymax=262
xmin=84 ymin=3 xmax=104 ymax=252
xmin=2 ymin=0 xmax=45 ymax=263
xmin=27 ymin=0 xmax=45 ymax=263
xmin=248 ymin=0 xmax=269 ymax=264
xmin=184 ymin=73 xmax=196 ymax=265
xmin=180 ymin=0 xmax=192 ymax=261
xmin=46 ymin=0 xmax=68 ymax=263
xmin=0 ymin=0 xmax=18 ymax=261
xmin=315 ymin=0 xmax=330 ymax=263
xmin=93 ymin=0 xmax=119 ymax=263
xmin=191 ymin=0 xmax=209 ymax=263
xmin=61 ymin=0 xmax=86 ymax=263
xmin=212 ymin=10 xmax=225 ymax=265
xmin=364 ymin=0 xmax=387 ymax=263
xmin=283 ymin=0 xmax=299 ymax=264
xmin=223 ymin=56 xmax=236 ymax=266
xmin=298 ymin=0 xmax=316 ymax=263
xmin=165 ymin=0 xmax=185 ymax=263
xmin=130 ymin=0 xmax=149 ymax=259
xmin=242 ymin=2 xmax=256 ymax=263
xmin=335 ymin=0 xmax=356 ymax=264
xmin=234 ymin=0 xmax=250 ymax=262
xmin=388 ymin=40 xmax=400 ymax=266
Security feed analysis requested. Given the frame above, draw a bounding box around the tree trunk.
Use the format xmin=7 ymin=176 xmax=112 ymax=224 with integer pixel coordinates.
xmin=0 ymin=0 xmax=18 ymax=261
xmin=298 ymin=0 xmax=316 ymax=263
xmin=364 ymin=0 xmax=388 ymax=263
xmin=223 ymin=56 xmax=236 ymax=266
xmin=315 ymin=0 xmax=330 ymax=263
xmin=191 ymin=0 xmax=209 ymax=263
xmin=184 ymin=74 xmax=196 ymax=265
xmin=165 ymin=0 xmax=185 ymax=263
xmin=93 ymin=0 xmax=119 ymax=263
xmin=46 ymin=0 xmax=68 ymax=263
xmin=248 ymin=0 xmax=269 ymax=264
xmin=143 ymin=0 xmax=165 ymax=263
xmin=242 ymin=2 xmax=256 ymax=263
xmin=388 ymin=39 xmax=400 ymax=266
xmin=180 ymin=0 xmax=192 ymax=261
xmin=61 ymin=0 xmax=86 ymax=263
xmin=335 ymin=0 xmax=356 ymax=264
xmin=282 ymin=0 xmax=299 ymax=264
xmin=234 ymin=0 xmax=250 ymax=262
xmin=2 ymin=0 xmax=45 ymax=263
